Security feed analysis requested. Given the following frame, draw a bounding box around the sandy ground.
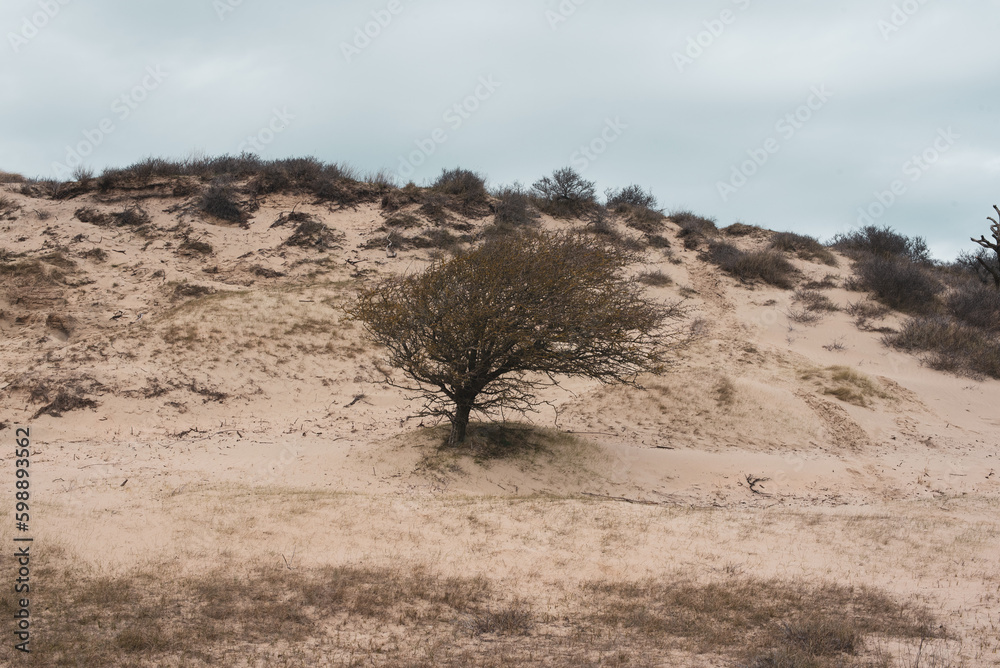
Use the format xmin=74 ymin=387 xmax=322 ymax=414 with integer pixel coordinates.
xmin=0 ymin=181 xmax=998 ymax=665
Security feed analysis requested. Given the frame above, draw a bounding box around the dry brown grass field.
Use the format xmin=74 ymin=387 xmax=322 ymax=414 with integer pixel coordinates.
xmin=0 ymin=165 xmax=997 ymax=666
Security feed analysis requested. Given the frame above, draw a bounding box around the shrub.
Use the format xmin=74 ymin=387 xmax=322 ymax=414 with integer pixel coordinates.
xmin=946 ymin=279 xmax=1000 ymax=333
xmin=0 ymin=171 xmax=26 ymax=183
xmin=793 ymin=289 xmax=839 ymax=312
xmin=431 ymin=168 xmax=489 ymax=216
xmin=770 ymin=232 xmax=838 ymax=266
xmin=722 ymin=222 xmax=762 ymax=237
xmin=854 ymin=255 xmax=942 ymax=313
xmin=491 ymin=183 xmax=538 ymax=230
xmin=113 ymin=206 xmax=150 ymax=228
xmin=178 ymin=238 xmax=214 ymax=256
xmin=886 ymin=315 xmax=1000 ymax=379
xmin=606 ymin=185 xmax=658 ymax=211
xmin=638 ymin=270 xmax=673 ymax=287
xmin=531 ymin=167 xmax=597 ymax=218
xmin=285 ymin=219 xmax=344 ymax=250
xmin=671 ymin=210 xmax=718 ymax=249
xmin=955 ymin=248 xmax=1000 ymax=286
xmin=707 ymin=241 xmax=797 ymax=289
xmin=200 ymin=179 xmax=246 ymax=225
xmin=832 ymin=225 xmax=931 ymax=263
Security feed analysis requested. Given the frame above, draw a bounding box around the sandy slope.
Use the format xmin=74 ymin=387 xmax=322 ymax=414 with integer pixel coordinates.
xmin=0 ymin=181 xmax=997 ymax=665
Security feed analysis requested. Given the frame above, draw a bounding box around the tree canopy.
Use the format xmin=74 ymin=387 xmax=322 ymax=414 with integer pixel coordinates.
xmin=348 ymin=230 xmax=690 ymax=446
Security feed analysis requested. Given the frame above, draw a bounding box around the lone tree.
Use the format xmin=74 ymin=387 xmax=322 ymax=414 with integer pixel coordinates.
xmin=348 ymin=231 xmax=689 ymax=446
xmin=971 ymin=204 xmax=1000 ymax=288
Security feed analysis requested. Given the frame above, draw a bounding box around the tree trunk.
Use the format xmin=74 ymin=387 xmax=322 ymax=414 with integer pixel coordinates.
xmin=448 ymin=403 xmax=472 ymax=446
xmin=977 ymin=256 xmax=1000 ymax=289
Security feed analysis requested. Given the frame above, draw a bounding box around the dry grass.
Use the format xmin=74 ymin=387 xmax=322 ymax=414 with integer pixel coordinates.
xmin=799 ymin=366 xmax=892 ymax=407
xmin=0 ymin=558 xmax=940 ymax=667
xmin=770 ymin=231 xmax=839 ymax=266
xmin=708 ymin=241 xmax=798 ymax=289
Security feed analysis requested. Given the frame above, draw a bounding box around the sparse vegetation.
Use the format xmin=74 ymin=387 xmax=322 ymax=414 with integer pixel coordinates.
xmin=637 ymin=269 xmax=673 ymax=287
xmin=800 ymin=366 xmax=891 ymax=407
xmin=770 ymin=231 xmax=838 ymax=266
xmin=707 ymin=241 xmax=798 ymax=289
xmin=671 ymin=210 xmax=718 ymax=249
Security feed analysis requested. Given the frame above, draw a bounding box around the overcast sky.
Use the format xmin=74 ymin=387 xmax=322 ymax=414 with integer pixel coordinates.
xmin=2 ymin=0 xmax=998 ymax=260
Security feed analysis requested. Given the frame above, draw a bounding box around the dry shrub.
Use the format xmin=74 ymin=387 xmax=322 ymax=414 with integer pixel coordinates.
xmin=74 ymin=207 xmax=110 ymax=225
xmin=384 ymin=213 xmax=422 ymax=229
xmin=0 ymin=171 xmax=26 ymax=183
xmin=27 ymin=377 xmax=104 ymax=418
xmin=832 ymin=225 xmax=931 ymax=264
xmin=430 ymin=167 xmax=490 ymax=217
xmin=531 ymin=167 xmax=597 ymax=218
xmin=284 ymin=217 xmax=344 ymax=251
xmin=178 ymin=237 xmax=214 ymax=256
xmin=708 ymin=241 xmax=797 ymax=289
xmin=770 ymin=232 xmax=838 ymax=266
xmin=200 ymin=179 xmax=246 ymax=225
xmin=671 ymin=210 xmax=718 ymax=249
xmin=491 ymin=183 xmax=539 ymax=230
xmin=854 ymin=255 xmax=942 ymax=314
xmin=885 ymin=315 xmax=1000 ymax=379
xmin=793 ymin=289 xmax=839 ymax=312
xmin=638 ymin=270 xmax=673 ymax=287
xmin=723 ymin=222 xmax=763 ymax=236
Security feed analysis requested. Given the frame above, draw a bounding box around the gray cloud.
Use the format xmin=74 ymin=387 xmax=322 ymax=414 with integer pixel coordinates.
xmin=2 ymin=0 xmax=998 ymax=260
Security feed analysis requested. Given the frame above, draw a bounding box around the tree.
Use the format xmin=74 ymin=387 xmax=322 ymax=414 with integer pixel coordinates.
xmin=348 ymin=231 xmax=689 ymax=446
xmin=531 ymin=167 xmax=597 ymax=218
xmin=971 ymin=204 xmax=1000 ymax=288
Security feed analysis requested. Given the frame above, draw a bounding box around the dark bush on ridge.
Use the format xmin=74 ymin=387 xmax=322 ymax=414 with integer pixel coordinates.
xmin=606 ymin=185 xmax=658 ymax=211
xmin=854 ymin=255 xmax=942 ymax=313
xmin=832 ymin=225 xmax=931 ymax=264
xmin=707 ymin=241 xmax=797 ymax=289
xmin=431 ymin=168 xmax=489 ymax=216
xmin=531 ymin=167 xmax=597 ymax=218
